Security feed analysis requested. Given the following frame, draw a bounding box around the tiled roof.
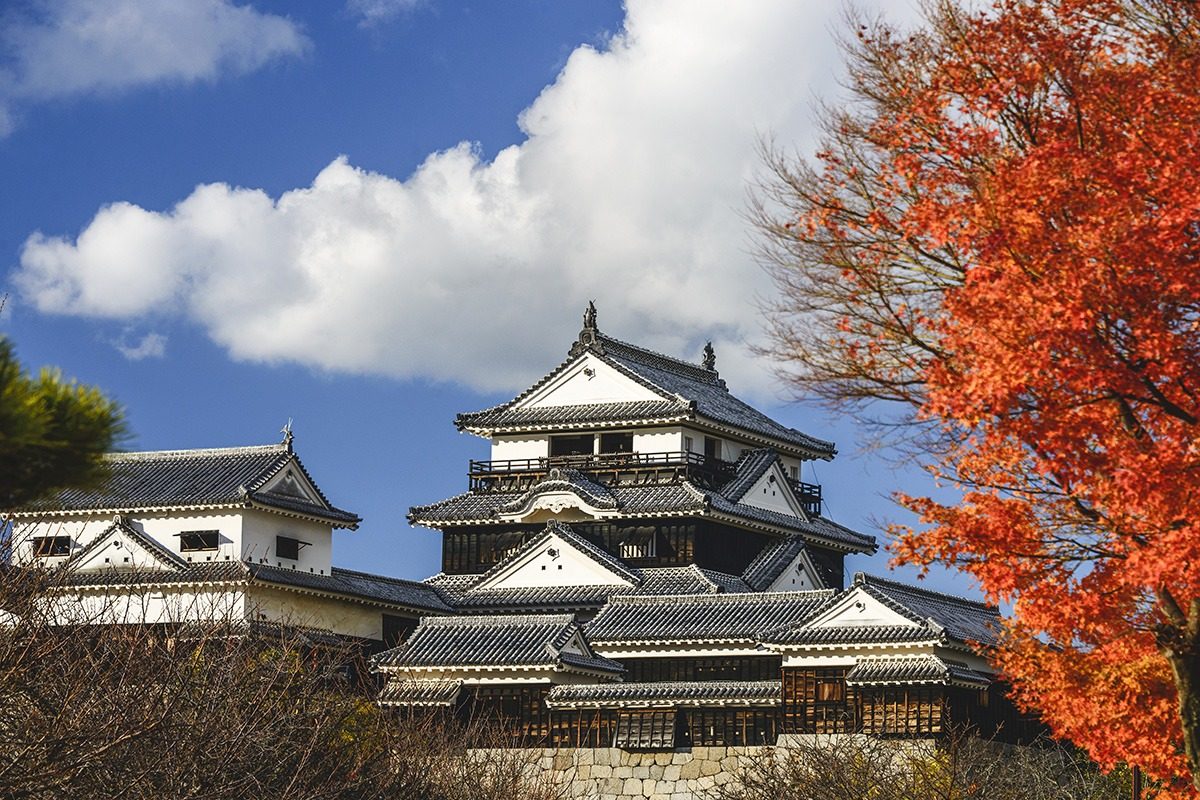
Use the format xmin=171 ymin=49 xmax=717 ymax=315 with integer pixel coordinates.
xmin=498 ymin=469 xmax=618 ymax=513
xmin=720 ymin=448 xmax=779 ymax=503
xmin=19 ymin=443 xmax=360 ymax=527
xmin=741 ymin=535 xmax=807 ymax=591
xmin=378 ymin=679 xmax=464 ymax=707
xmin=585 ymin=590 xmax=835 ymax=645
xmin=62 ymin=560 xmax=248 ymax=587
xmin=596 ymin=334 xmax=837 ymax=458
xmin=854 ymin=574 xmax=1000 ymax=647
xmin=456 ymin=323 xmax=836 ymax=459
xmin=447 ymin=585 xmax=623 ymax=612
xmin=373 ymin=614 xmax=624 ymax=676
xmin=409 ymin=481 xmax=875 ymax=553
xmin=635 ymin=565 xmax=747 ymax=595
xmin=546 ymin=680 xmax=782 ymax=708
xmin=846 ymin=656 xmax=992 ymax=688
xmin=458 ymin=400 xmax=691 ymax=431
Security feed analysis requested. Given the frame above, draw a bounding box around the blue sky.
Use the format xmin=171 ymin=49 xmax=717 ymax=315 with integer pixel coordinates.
xmin=0 ymin=0 xmax=972 ymax=596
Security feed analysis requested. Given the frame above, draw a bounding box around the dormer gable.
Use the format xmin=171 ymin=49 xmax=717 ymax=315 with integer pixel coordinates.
xmin=68 ymin=519 xmax=188 ymax=574
xmin=255 ymin=464 xmax=321 ymax=504
xmin=473 ymin=522 xmax=640 ymax=591
xmin=517 ymin=352 xmax=665 ymax=409
xmin=801 ymin=585 xmax=923 ymax=631
xmin=737 ymin=461 xmax=808 ymax=518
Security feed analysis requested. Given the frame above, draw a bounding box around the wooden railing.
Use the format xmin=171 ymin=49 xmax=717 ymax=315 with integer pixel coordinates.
xmin=468 ymin=451 xmax=736 ymax=492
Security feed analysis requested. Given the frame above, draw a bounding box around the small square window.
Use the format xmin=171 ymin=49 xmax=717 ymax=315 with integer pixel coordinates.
xmin=32 ymin=536 xmax=71 ymax=557
xmin=179 ymin=530 xmax=219 ymax=551
xmin=276 ymin=536 xmax=301 ymax=560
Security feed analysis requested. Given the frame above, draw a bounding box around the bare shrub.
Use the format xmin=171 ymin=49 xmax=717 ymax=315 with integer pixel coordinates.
xmin=712 ymin=733 xmax=1134 ymax=800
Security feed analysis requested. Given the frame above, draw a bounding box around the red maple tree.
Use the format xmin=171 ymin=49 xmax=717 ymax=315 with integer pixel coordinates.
xmin=757 ymin=0 xmax=1200 ymax=792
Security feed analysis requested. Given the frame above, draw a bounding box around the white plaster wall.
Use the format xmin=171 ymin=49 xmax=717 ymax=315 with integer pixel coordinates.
xmin=631 ymin=427 xmax=682 ymax=454
xmin=241 ymin=511 xmax=333 ymax=573
xmin=10 ymin=512 xmax=244 ymax=567
xmin=491 ymin=435 xmax=551 ymax=461
xmin=766 ymin=557 xmax=821 ymax=592
xmin=51 ymin=587 xmax=247 ymax=626
xmin=521 ymin=355 xmax=661 ymax=408
xmin=245 ymin=586 xmax=382 ymax=640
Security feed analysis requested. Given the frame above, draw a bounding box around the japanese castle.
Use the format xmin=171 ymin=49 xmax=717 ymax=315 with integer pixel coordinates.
xmin=5 ymin=304 xmax=1037 ymax=748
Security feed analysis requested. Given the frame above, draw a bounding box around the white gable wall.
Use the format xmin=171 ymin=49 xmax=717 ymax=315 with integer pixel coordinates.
xmin=805 ymin=589 xmax=920 ymax=630
xmin=478 ymin=531 xmax=633 ymax=590
xmin=765 ymin=552 xmax=824 ymax=592
xmin=519 ymin=355 xmax=663 ymax=408
xmin=739 ymin=463 xmax=804 ymax=517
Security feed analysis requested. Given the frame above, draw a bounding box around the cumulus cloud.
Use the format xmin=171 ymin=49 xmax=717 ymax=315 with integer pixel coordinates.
xmin=15 ymin=0 xmax=915 ymax=395
xmin=113 ymin=330 xmax=167 ymax=361
xmin=0 ymin=0 xmax=307 ymax=131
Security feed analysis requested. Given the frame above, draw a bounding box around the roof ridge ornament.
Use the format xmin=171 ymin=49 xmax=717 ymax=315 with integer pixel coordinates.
xmin=570 ymin=300 xmax=605 ymax=357
xmin=281 ymin=418 xmax=294 ymax=452
xmin=702 ymin=341 xmax=717 ymax=372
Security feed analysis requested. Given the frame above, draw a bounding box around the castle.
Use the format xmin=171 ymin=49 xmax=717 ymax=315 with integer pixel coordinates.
xmin=5 ymin=305 xmax=1037 ymax=748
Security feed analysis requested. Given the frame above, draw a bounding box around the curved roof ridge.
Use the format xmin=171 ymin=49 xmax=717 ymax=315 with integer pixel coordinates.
xmin=595 ymin=332 xmax=720 ymax=384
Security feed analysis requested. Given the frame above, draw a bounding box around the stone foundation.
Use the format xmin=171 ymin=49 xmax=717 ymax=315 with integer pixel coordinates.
xmin=480 ymin=745 xmax=771 ymax=799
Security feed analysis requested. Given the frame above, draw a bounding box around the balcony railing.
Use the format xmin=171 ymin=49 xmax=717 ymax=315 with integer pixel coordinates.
xmin=789 ymin=479 xmax=823 ymax=517
xmin=468 ymin=451 xmax=737 ymax=493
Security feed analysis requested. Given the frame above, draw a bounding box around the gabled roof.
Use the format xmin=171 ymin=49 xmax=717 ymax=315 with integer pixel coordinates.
xmin=740 ymin=535 xmax=808 ymax=591
xmin=763 ymin=573 xmax=1000 ymax=649
xmin=456 ymin=311 xmax=836 ymax=460
xmin=546 ymin=680 xmax=782 ymax=709
xmin=585 ymin=590 xmax=835 ymax=646
xmin=471 ymin=520 xmax=641 ymax=589
xmin=852 ymin=574 xmax=1000 ymax=647
xmin=67 ymin=519 xmax=189 ymax=573
xmin=719 ymin=448 xmax=781 ymax=503
xmin=16 ymin=441 xmax=360 ymax=528
xmin=372 ymin=614 xmax=624 ymax=677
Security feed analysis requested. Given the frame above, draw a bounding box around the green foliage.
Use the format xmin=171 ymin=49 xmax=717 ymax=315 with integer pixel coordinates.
xmin=0 ymin=337 xmax=124 ymax=508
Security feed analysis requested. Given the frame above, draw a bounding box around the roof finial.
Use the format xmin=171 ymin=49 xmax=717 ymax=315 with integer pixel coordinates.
xmin=702 ymin=341 xmax=717 ymax=372
xmin=570 ymin=300 xmax=604 ymax=357
xmin=281 ymin=418 xmax=294 ymax=452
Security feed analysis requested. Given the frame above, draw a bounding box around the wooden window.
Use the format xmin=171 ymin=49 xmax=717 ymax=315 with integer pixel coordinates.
xmin=599 ymin=432 xmax=634 ymax=453
xmin=619 ymin=528 xmax=657 ymax=560
xmin=550 ymin=434 xmax=593 ymax=457
xmin=381 ymin=614 xmax=416 ymax=648
xmin=684 ymin=435 xmax=694 ymax=452
xmin=782 ymin=668 xmax=857 ymax=734
xmin=32 ymin=536 xmax=70 ymax=557
xmin=275 ymin=536 xmax=302 ymax=560
xmin=686 ymin=709 xmax=779 ymax=746
xmin=614 ymin=710 xmax=676 ymax=750
xmin=179 ymin=530 xmax=219 ymax=551
xmin=703 ymin=436 xmax=721 ymax=461
xmin=462 ymin=686 xmax=549 ymax=745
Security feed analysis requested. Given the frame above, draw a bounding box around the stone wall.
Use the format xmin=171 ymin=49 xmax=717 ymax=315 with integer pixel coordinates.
xmin=492 ymin=746 xmax=770 ymax=800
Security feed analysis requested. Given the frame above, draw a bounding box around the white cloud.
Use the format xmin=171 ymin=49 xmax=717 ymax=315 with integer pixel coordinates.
xmin=0 ymin=0 xmax=308 ymax=131
xmin=16 ymin=0 xmax=917 ymax=396
xmin=113 ymin=330 xmax=167 ymax=361
xmin=346 ymin=0 xmax=424 ymax=27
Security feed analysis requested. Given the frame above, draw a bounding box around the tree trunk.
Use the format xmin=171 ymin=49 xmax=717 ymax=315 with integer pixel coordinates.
xmin=1161 ymin=626 xmax=1200 ymax=790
